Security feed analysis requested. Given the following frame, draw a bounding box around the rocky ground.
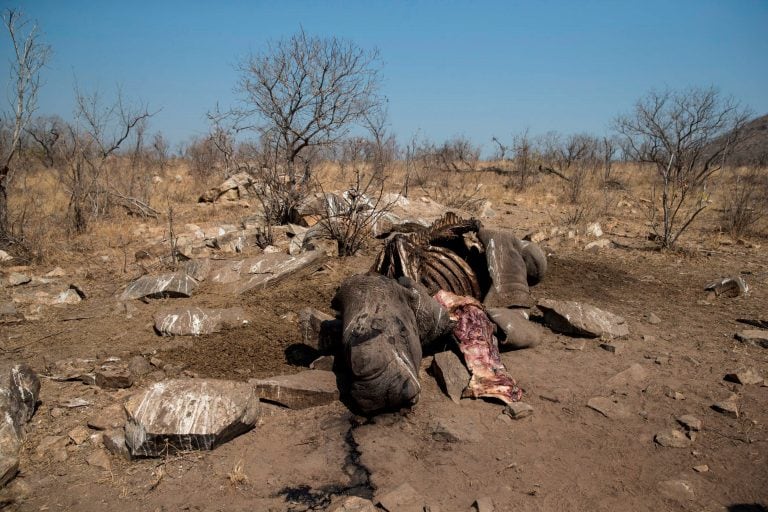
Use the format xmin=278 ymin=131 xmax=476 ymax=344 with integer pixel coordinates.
xmin=0 ymin=188 xmax=766 ymax=512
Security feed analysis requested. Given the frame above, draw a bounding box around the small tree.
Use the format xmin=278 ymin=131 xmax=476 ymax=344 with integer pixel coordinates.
xmin=0 ymin=9 xmax=50 ymax=242
xmin=232 ymin=29 xmax=383 ymax=225
xmin=615 ymin=87 xmax=751 ymax=248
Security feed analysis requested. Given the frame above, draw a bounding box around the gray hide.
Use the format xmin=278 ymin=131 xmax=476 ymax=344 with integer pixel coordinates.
xmin=332 ymin=273 xmax=450 ymax=413
xmin=478 ymin=228 xmax=547 ymax=308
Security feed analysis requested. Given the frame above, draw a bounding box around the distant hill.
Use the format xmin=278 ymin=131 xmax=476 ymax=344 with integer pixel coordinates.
xmin=726 ymin=113 xmax=768 ymax=167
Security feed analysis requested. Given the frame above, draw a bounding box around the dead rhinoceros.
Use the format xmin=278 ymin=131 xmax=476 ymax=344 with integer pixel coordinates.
xmin=372 ymin=212 xmax=546 ymax=308
xmin=332 ymin=273 xmax=451 ymax=414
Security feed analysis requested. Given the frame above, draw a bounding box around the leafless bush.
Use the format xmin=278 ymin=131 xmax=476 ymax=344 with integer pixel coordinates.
xmin=184 ymin=135 xmax=223 ymax=180
xmin=615 ymin=86 xmax=751 ymax=248
xmin=720 ymin=169 xmax=767 ymax=237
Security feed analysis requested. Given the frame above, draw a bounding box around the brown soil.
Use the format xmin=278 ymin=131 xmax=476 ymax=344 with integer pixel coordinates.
xmin=1 ymin=199 xmax=767 ymax=512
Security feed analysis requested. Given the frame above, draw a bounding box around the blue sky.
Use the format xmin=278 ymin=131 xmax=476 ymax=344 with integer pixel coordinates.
xmin=2 ymin=0 xmax=767 ymax=152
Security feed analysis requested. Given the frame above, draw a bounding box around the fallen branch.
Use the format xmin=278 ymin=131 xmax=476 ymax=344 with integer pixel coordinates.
xmin=109 ymin=190 xmax=160 ymax=218
xmin=537 ymin=165 xmax=571 ymax=182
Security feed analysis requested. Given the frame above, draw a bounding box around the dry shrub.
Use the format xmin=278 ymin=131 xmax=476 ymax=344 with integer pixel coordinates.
xmin=720 ymin=167 xmax=768 ymax=237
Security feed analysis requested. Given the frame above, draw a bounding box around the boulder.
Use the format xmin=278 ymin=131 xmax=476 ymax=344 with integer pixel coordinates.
xmin=724 ymin=368 xmax=763 ymax=385
xmin=487 ymin=308 xmax=542 ymax=349
xmin=124 ymin=379 xmax=261 ymax=457
xmin=654 ymin=429 xmax=692 ymax=448
xmin=297 ymin=307 xmax=340 ymax=351
xmin=249 ymin=370 xmax=339 ymax=409
xmin=154 ymin=307 xmax=250 ymax=336
xmin=120 ymin=272 xmax=198 ymax=300
xmin=0 ymin=364 xmax=40 ymax=428
xmin=7 ymin=272 xmax=31 ymax=286
xmin=226 ymin=250 xmax=326 ymax=295
xmin=430 ymin=351 xmax=470 ymax=403
xmin=537 ymin=299 xmax=629 ymax=338
xmin=198 ymin=172 xmax=254 ymax=203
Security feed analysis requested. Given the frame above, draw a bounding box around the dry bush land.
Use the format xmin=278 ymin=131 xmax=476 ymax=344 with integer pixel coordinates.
xmin=0 ymin=157 xmax=766 ymax=512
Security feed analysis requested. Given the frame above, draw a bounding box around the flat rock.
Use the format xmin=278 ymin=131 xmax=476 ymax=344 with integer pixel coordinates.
xmin=34 ymin=435 xmax=69 ymax=462
xmin=605 ymin=363 xmax=649 ymax=391
xmin=564 ymin=339 xmax=586 ymax=351
xmin=599 ymin=341 xmax=625 ymax=354
xmin=124 ymin=379 xmax=261 ymax=457
xmin=646 ymin=312 xmax=662 ymax=324
xmin=473 ymin=497 xmax=495 ymax=512
xmin=586 ymin=397 xmax=631 ymax=419
xmin=120 ymin=272 xmax=198 ymax=300
xmin=487 ymin=308 xmax=542 ymax=349
xmin=68 ymin=426 xmax=91 ymax=445
xmin=227 ymin=250 xmax=325 ymax=295
xmin=87 ymin=403 xmax=126 ymax=430
xmin=182 ymin=259 xmax=212 ymax=282
xmin=7 ymin=273 xmax=31 ymax=286
xmin=328 ymin=496 xmax=377 ymax=512
xmin=86 ymin=449 xmax=112 ymax=471
xmin=735 ymin=330 xmax=768 ymax=348
xmin=504 ymin=402 xmax=534 ymax=419
xmin=654 ymin=429 xmax=692 ymax=448
xmin=154 ymin=306 xmax=250 ymax=336
xmin=95 ymin=366 xmax=133 ymax=389
xmin=676 ymin=415 xmax=702 ymax=432
xmin=711 ymin=398 xmax=739 ymax=418
xmin=584 ymin=239 xmax=614 ymax=251
xmin=376 ymin=482 xmax=427 ymax=512
xmin=431 ymin=351 xmax=470 ymax=403
xmin=128 ymin=356 xmax=153 ymax=378
xmin=538 ymin=299 xmax=629 ymax=338
xmin=249 ymin=370 xmax=339 ymax=409
xmin=724 ymin=368 xmax=763 ymax=385
xmin=658 ymin=479 xmax=695 ymax=503
xmin=693 ymin=464 xmax=709 ymax=473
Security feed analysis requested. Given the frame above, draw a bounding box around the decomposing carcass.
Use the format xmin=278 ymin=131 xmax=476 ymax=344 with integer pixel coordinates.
xmin=332 ymin=212 xmax=546 ymax=414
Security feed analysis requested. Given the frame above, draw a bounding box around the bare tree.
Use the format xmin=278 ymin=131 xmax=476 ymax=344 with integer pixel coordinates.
xmin=615 ymin=87 xmax=751 ymax=248
xmin=231 ymin=29 xmax=383 ymax=224
xmin=1 ymin=9 xmax=50 ymax=241
xmin=512 ymin=129 xmax=534 ymax=190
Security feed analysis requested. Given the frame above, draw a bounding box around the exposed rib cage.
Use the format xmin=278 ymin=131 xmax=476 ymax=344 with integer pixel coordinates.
xmin=372 ymin=213 xmax=482 ymax=299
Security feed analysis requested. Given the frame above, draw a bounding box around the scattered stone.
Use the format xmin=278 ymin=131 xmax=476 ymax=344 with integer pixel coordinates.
xmin=735 ymin=330 xmax=768 ymax=348
xmin=584 ymin=239 xmax=614 ymax=251
xmin=642 ymin=334 xmax=657 ymax=342
xmin=693 ymin=464 xmax=709 ymax=473
xmin=646 ymin=313 xmax=662 ymax=325
xmin=102 ymin=429 xmax=131 ymax=460
xmin=87 ymin=404 xmax=126 ymax=431
xmin=586 ymin=222 xmax=603 ymax=237
xmin=328 ymin=496 xmax=377 ymax=512
xmin=605 ymin=363 xmax=648 ymax=391
xmin=538 ymin=387 xmax=573 ymax=404
xmin=198 ymin=172 xmax=255 ymax=202
xmin=654 ymin=429 xmax=692 ymax=448
xmin=705 ymin=276 xmax=748 ymax=298
xmin=154 ymin=306 xmax=250 ymax=336
xmin=45 ymin=267 xmax=66 ymax=278
xmin=676 ymin=415 xmax=702 ymax=432
xmin=599 ymin=341 xmax=625 ymax=354
xmin=564 ymin=339 xmax=586 ymax=351
xmin=524 ymin=231 xmax=548 ymax=244
xmin=7 ymin=273 xmax=31 ymax=286
xmin=665 ymin=389 xmax=685 ymax=401
xmin=376 ymin=482 xmax=426 ymax=512
xmin=128 ymin=356 xmax=153 ymax=378
xmin=34 ymin=435 xmax=69 ymax=462
xmin=86 ymin=449 xmax=112 ymax=471
xmin=308 ymin=356 xmax=332 ymax=372
xmin=119 ymin=272 xmax=198 ymax=300
xmin=249 ymin=370 xmax=339 ymax=409
xmin=487 ymin=308 xmax=542 ymax=349
xmin=724 ymin=368 xmax=763 ymax=385
xmin=95 ymin=366 xmax=133 ymax=389
xmin=538 ymin=299 xmax=629 ymax=339
xmin=431 ymin=351 xmax=470 ymax=403
xmin=68 ymin=426 xmax=91 ymax=445
xmin=0 ymin=250 xmax=12 ymax=262
xmin=586 ymin=397 xmax=631 ymax=420
xmin=504 ymin=402 xmax=534 ymax=420
xmin=430 ymin=417 xmax=483 ymax=443
xmin=657 ymin=479 xmax=695 ymax=503
xmin=125 ymin=379 xmax=261 ymax=457
xmin=473 ymin=497 xmax=494 ymax=512
xmin=711 ymin=397 xmax=739 ymax=418
xmin=297 ymin=307 xmax=339 ymax=351
xmin=60 ymin=398 xmax=91 ymax=408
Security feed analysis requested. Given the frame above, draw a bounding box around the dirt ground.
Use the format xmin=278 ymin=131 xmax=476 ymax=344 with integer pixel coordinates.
xmin=1 ymin=194 xmax=767 ymax=512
